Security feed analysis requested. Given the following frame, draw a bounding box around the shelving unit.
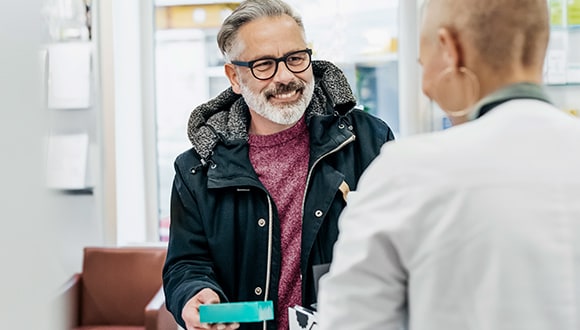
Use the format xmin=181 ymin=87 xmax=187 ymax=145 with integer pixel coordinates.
xmin=155 ymin=1 xmax=240 ymax=29
xmin=545 ymin=0 xmax=580 ymax=117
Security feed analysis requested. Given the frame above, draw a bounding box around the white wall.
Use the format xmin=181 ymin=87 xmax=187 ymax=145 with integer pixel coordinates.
xmin=0 ymin=0 xmax=62 ymax=329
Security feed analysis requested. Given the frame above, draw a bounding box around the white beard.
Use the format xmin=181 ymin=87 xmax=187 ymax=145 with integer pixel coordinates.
xmin=240 ymin=78 xmax=315 ymax=126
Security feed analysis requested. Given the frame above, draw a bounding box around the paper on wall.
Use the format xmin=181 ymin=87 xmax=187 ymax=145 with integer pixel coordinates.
xmin=47 ymin=42 xmax=91 ymax=109
xmin=45 ymin=133 xmax=89 ymax=189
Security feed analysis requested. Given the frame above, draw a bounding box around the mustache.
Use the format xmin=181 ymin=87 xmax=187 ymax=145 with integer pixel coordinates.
xmin=265 ymin=81 xmax=305 ymax=97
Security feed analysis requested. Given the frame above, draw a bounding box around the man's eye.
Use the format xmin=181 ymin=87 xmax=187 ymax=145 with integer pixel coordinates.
xmin=287 ymin=56 xmax=305 ymax=65
xmin=253 ymin=60 xmax=274 ymax=72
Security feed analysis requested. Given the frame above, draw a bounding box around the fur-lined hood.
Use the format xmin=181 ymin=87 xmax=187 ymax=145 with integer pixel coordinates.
xmin=186 ymin=60 xmax=357 ymax=161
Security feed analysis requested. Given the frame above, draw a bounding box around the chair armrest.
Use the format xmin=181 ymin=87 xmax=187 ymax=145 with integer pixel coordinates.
xmin=58 ymin=273 xmax=81 ymax=328
xmin=145 ymin=286 xmax=178 ymax=330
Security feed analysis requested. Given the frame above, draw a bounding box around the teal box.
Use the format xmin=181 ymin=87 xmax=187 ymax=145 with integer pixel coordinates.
xmin=199 ymin=301 xmax=274 ymax=324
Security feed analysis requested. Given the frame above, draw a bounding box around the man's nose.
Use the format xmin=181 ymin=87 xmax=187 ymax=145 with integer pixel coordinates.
xmin=272 ymin=61 xmax=294 ymax=84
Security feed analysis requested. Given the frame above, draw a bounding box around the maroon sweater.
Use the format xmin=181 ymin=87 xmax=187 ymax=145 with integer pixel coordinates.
xmin=248 ymin=117 xmax=309 ymax=330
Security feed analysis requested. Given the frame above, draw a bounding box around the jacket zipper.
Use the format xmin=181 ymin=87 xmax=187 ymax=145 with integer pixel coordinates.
xmin=298 ymin=134 xmax=355 ymax=304
xmin=263 ymin=194 xmax=273 ymax=330
xmin=263 ymin=134 xmax=354 ymax=329
xmin=301 ymin=134 xmax=356 ymax=218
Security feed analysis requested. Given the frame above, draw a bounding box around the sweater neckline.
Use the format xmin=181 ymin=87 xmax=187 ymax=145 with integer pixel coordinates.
xmin=248 ymin=115 xmax=307 ymax=148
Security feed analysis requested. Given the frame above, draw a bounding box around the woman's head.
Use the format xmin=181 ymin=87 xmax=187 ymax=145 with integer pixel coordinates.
xmin=419 ymin=0 xmax=549 ymax=123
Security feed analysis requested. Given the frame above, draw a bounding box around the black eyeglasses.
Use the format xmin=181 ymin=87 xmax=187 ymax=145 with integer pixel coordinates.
xmin=231 ymin=48 xmax=312 ymax=80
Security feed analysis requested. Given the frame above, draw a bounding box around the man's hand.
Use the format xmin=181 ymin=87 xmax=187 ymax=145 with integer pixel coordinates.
xmin=182 ymin=288 xmax=240 ymax=330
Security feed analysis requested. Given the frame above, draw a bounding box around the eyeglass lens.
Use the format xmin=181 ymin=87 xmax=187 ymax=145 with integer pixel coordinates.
xmin=251 ymin=50 xmax=311 ymax=80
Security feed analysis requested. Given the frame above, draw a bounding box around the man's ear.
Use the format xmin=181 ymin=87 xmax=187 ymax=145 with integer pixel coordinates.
xmin=437 ymin=27 xmax=461 ymax=68
xmin=225 ymin=64 xmax=242 ymax=94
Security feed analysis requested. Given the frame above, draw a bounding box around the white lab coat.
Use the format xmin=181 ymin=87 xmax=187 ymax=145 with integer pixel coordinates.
xmin=317 ymin=99 xmax=580 ymax=330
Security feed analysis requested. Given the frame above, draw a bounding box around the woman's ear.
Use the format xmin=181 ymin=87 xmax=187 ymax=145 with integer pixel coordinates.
xmin=225 ymin=64 xmax=242 ymax=94
xmin=437 ymin=27 xmax=461 ymax=68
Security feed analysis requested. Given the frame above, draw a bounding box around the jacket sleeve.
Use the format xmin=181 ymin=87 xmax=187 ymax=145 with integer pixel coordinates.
xmin=385 ymin=125 xmax=395 ymax=143
xmin=373 ymin=112 xmax=396 ymax=145
xmin=162 ymin=161 xmax=226 ymax=328
xmin=352 ymin=108 xmax=396 ymax=150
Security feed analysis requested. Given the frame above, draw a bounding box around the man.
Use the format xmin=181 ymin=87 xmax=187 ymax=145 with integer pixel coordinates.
xmin=162 ymin=1 xmax=394 ymax=329
xmin=318 ymin=0 xmax=580 ymax=329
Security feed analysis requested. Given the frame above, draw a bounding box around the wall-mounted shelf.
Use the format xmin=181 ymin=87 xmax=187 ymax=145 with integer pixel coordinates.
xmin=155 ymin=2 xmax=240 ymax=29
xmin=53 ymin=188 xmax=94 ymax=195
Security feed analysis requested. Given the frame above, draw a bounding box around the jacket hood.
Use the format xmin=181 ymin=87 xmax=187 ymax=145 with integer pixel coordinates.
xmin=186 ymin=60 xmax=357 ymax=160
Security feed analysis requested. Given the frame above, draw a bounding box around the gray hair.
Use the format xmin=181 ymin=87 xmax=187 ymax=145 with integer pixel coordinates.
xmin=217 ymin=0 xmax=305 ymax=62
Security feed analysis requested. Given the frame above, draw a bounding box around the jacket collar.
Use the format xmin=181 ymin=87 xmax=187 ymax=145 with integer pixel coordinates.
xmin=205 ymin=118 xmax=355 ymax=189
xmin=186 ymin=60 xmax=357 ymax=162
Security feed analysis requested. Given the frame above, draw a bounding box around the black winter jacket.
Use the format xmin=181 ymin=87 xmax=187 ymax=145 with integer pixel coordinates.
xmin=163 ymin=60 xmax=395 ymax=330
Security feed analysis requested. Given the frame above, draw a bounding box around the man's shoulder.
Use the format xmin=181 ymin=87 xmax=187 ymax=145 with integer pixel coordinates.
xmin=172 ymin=148 xmax=212 ymax=190
xmin=347 ymin=107 xmax=394 ymax=140
xmin=174 ymin=147 xmax=203 ymax=169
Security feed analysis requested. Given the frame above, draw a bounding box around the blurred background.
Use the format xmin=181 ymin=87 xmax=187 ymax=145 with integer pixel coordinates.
xmin=38 ymin=0 xmax=580 ymax=311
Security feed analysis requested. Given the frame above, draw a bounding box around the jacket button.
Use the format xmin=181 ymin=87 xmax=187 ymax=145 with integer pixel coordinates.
xmin=314 ymin=210 xmax=323 ymax=217
xmin=254 ymin=287 xmax=262 ymax=296
xmin=258 ymin=218 xmax=266 ymax=227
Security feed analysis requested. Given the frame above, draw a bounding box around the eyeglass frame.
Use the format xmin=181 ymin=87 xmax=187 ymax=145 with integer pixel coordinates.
xmin=230 ymin=48 xmax=313 ymax=81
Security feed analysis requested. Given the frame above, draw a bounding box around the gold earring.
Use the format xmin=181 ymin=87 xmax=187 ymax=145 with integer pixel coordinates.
xmin=433 ymin=66 xmax=480 ymax=118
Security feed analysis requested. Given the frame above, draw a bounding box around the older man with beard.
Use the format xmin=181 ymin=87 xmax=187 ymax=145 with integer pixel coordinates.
xmin=162 ymin=1 xmax=395 ymax=330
